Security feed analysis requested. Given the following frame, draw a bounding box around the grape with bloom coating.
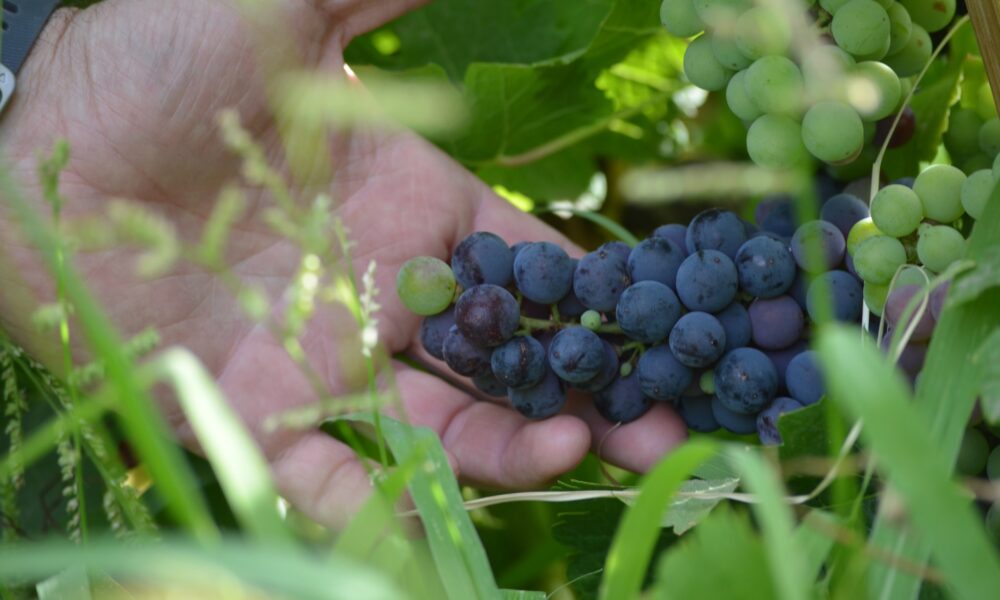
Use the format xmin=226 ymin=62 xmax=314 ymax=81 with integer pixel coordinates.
xmin=712 ymin=33 xmax=752 ymax=72
xmin=509 ymin=368 xmax=567 ymax=420
xmin=802 ymin=101 xmax=865 ymax=163
xmin=715 ymin=302 xmax=752 ymax=351
xmin=806 ymin=270 xmax=862 ymax=322
xmin=727 ymin=70 xmax=762 ymax=121
xmin=847 ymin=217 xmax=883 ymax=254
xmin=455 ymin=284 xmax=520 ymax=348
xmin=396 ymin=256 xmax=456 ymax=316
xmin=887 ymin=2 xmax=913 ymax=55
xmin=757 ymin=397 xmax=804 ymax=445
xmin=669 ymin=312 xmax=727 ymax=368
xmin=786 ymin=351 xmax=825 ymax=406
xmin=573 ymin=243 xmax=631 ymax=312
xmin=747 ymin=115 xmax=807 ymax=169
xmin=748 ymin=296 xmax=804 ymax=350
xmin=916 ymin=225 xmax=965 ymax=273
xmin=871 ymin=184 xmax=923 ymax=237
xmin=676 ymin=250 xmax=739 ymax=312
xmin=679 ymin=396 xmax=720 ymax=433
xmin=684 ymin=34 xmax=733 ymax=91
xmin=451 ymin=231 xmax=513 ymax=289
xmin=913 ymin=164 xmax=966 ymax=223
xmin=884 ymin=284 xmax=935 ymax=341
xmin=442 ymin=326 xmax=492 ymax=377
xmin=628 ymin=236 xmax=685 ymax=288
xmin=735 ymin=236 xmax=796 ymax=298
xmin=884 ymin=23 xmax=930 ymax=78
xmin=832 ymin=0 xmax=890 ymax=59
xmin=420 ymin=307 xmax=456 ymax=360
xmin=686 ymin=208 xmax=747 ymax=258
xmin=616 ymin=281 xmax=683 ymax=343
xmin=514 ymin=242 xmax=574 ymax=305
xmin=548 ymin=327 xmax=606 ymax=384
xmin=595 ymin=374 xmax=651 ymax=424
xmin=711 ymin=396 xmax=759 ymax=434
xmin=660 ymin=0 xmax=704 ymax=38
xmin=853 ymin=235 xmax=907 ymax=284
xmin=820 ymin=193 xmax=869 ymax=239
xmin=901 ymin=0 xmax=955 ymax=33
xmin=637 ymin=345 xmax=693 ymax=401
xmin=715 ymin=347 xmax=779 ymax=414
xmin=961 ymin=170 xmax=994 ymax=220
xmin=791 ymin=220 xmax=846 ymax=273
xmin=491 ymin=336 xmax=547 ymax=389
xmin=744 ymin=55 xmax=804 ymax=116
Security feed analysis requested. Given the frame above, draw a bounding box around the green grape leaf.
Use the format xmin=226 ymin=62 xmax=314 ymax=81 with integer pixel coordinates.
xmin=974 ymin=329 xmax=1000 ymax=425
xmin=477 ymin=146 xmax=596 ymax=200
xmin=651 ymin=506 xmax=777 ymax=600
xmin=777 ymin=401 xmax=829 ymax=460
xmin=658 ymin=478 xmax=740 ymax=535
xmin=344 ymin=0 xmax=615 ymax=82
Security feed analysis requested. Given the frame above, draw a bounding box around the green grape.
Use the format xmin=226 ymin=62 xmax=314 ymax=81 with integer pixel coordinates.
xmin=853 ymin=235 xmax=907 ymax=284
xmin=887 ymin=2 xmax=913 ymax=55
xmin=846 ymin=61 xmax=901 ymax=121
xmin=883 ymin=23 xmax=931 ymax=78
xmin=916 ymin=225 xmax=965 ymax=273
xmin=961 ymin=169 xmax=994 ymax=220
xmin=661 ymin=0 xmax=705 ymax=38
xmin=734 ymin=7 xmax=791 ymax=60
xmin=955 ymin=427 xmax=989 ymax=476
xmin=700 ymin=370 xmax=716 ymax=395
xmin=832 ymin=0 xmax=891 ymax=59
xmin=945 ymin=108 xmax=985 ymax=160
xmin=802 ymin=45 xmax=854 ymax=102
xmin=712 ymin=34 xmax=752 ymax=71
xmin=870 ymin=184 xmax=923 ymax=237
xmin=726 ymin=70 xmax=762 ymax=121
xmin=988 ymin=446 xmax=1000 ymax=482
xmin=959 ymin=153 xmax=993 ymax=174
xmin=863 ymin=120 xmax=876 ymax=145
xmin=693 ymin=0 xmax=749 ymax=26
xmin=895 ymin=266 xmax=931 ymax=288
xmin=396 ymin=256 xmax=456 ymax=316
xmin=863 ymin=281 xmax=890 ymax=316
xmin=913 ymin=164 xmax=967 ymax=223
xmin=581 ymin=309 xmax=603 ymax=331
xmin=744 ymin=55 xmax=804 ymax=116
xmin=801 ymin=101 xmax=864 ymax=164
xmin=976 ymin=81 xmax=999 ymax=120
xmin=684 ymin=34 xmax=735 ymax=91
xmin=980 ymin=117 xmax=1000 ymax=157
xmin=847 ymin=217 xmax=884 ymax=254
xmin=746 ymin=115 xmax=808 ymax=169
xmin=820 ymin=0 xmax=851 ymax=13
xmin=900 ymin=0 xmax=955 ymax=33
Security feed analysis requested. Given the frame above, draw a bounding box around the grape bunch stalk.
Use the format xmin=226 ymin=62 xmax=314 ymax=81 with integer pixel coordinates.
xmin=662 ymin=0 xmax=955 ymax=171
xmin=397 ymin=205 xmax=874 ymax=445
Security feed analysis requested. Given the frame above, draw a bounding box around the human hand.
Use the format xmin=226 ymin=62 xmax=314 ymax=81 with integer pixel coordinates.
xmin=0 ymin=0 xmax=687 ymax=526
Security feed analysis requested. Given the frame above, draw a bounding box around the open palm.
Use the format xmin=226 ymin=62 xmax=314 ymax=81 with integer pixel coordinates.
xmin=0 ymin=0 xmax=687 ymax=525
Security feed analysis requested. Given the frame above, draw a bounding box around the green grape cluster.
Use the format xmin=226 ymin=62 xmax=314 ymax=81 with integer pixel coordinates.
xmin=660 ymin=0 xmax=954 ymax=170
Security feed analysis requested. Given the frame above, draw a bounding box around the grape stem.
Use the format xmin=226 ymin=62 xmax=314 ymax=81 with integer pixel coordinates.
xmin=518 ymin=315 xmax=623 ymax=335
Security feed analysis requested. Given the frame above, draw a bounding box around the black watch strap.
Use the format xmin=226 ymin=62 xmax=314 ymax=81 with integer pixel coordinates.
xmin=2 ymin=0 xmax=62 ymax=75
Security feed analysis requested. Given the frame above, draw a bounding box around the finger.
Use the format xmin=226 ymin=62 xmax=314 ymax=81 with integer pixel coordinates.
xmin=565 ymin=392 xmax=689 ymax=473
xmin=392 ymin=362 xmax=591 ymax=489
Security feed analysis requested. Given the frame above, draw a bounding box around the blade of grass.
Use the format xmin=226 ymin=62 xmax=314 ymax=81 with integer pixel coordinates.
xmin=0 ymin=538 xmax=402 ymax=600
xmin=865 ymin=166 xmax=1000 ymax=600
xmin=728 ymin=448 xmax=810 ymax=600
xmin=343 ymin=414 xmax=501 ymax=600
xmin=598 ymin=439 xmax=717 ymax=600
xmin=0 ymin=166 xmax=218 ymax=541
xmin=149 ymin=348 xmax=291 ymax=543
xmin=816 ymin=324 xmax=1000 ymax=600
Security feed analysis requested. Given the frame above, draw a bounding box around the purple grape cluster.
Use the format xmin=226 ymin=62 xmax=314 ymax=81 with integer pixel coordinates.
xmin=401 ymin=204 xmax=870 ymax=445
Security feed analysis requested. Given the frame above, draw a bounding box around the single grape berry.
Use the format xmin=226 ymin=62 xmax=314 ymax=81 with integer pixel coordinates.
xmin=627 ymin=236 xmax=686 ymax=288
xmin=451 ymin=232 xmax=514 ymax=289
xmin=678 ymin=395 xmax=720 ymax=433
xmin=734 ymin=235 xmax=797 ymax=298
xmin=509 ymin=368 xmax=567 ymax=420
xmin=396 ymin=256 xmax=457 ymax=316
xmin=685 ymin=208 xmax=748 ymax=258
xmin=675 ymin=250 xmax=739 ymax=312
xmin=715 ymin=302 xmax=752 ymax=351
xmin=548 ymin=327 xmax=606 ymax=384
xmin=595 ymin=374 xmax=652 ymax=424
xmin=715 ymin=348 xmax=779 ymax=415
xmin=806 ymin=270 xmax=863 ymax=323
xmin=884 ymin=284 xmax=935 ymax=342
xmin=791 ymin=220 xmax=846 ymax=273
xmin=573 ymin=243 xmax=631 ymax=312
xmin=419 ymin=306 xmax=456 ymax=360
xmin=513 ymin=242 xmax=574 ymax=305
xmin=820 ymin=193 xmax=869 ymax=239
xmin=491 ymin=336 xmax=547 ymax=390
xmin=785 ymin=351 xmax=825 ymax=406
xmin=581 ymin=310 xmax=603 ymax=331
xmin=454 ymin=284 xmax=520 ymax=348
xmin=636 ymin=345 xmax=694 ymax=401
xmin=748 ymin=295 xmax=804 ymax=350
xmin=574 ymin=341 xmax=620 ymax=393
xmin=669 ymin=312 xmax=727 ymax=368
xmin=711 ymin=396 xmax=759 ymax=435
xmin=652 ymin=224 xmax=689 ymax=254
xmin=764 ymin=341 xmax=808 ymax=389
xmin=616 ymin=281 xmax=683 ymax=344
xmin=442 ymin=326 xmax=492 ymax=377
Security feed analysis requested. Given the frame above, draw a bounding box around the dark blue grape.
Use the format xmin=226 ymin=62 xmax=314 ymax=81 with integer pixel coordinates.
xmin=574 ymin=341 xmax=620 ymax=393
xmin=491 ymin=336 xmax=546 ymax=390
xmin=711 ymin=396 xmax=759 ymax=434
xmin=742 ymin=218 xmax=760 ymax=237
xmin=451 ymin=231 xmax=513 ymax=289
xmin=573 ymin=244 xmax=631 ymax=312
xmin=473 ymin=374 xmax=507 ymax=398
xmin=513 ymin=242 xmax=574 ymax=304
xmin=785 ymin=350 xmax=825 ymax=406
xmin=844 ymin=253 xmax=859 ymax=280
xmin=755 ymin=197 xmax=798 ymax=237
xmin=750 ymin=230 xmax=790 ymax=244
xmin=455 ymin=284 xmax=520 ymax=347
xmin=627 ymin=237 xmax=685 ymax=288
xmin=556 ymin=259 xmax=587 ymax=317
xmin=603 ymin=241 xmax=633 ymax=262
xmin=735 ymin=236 xmax=797 ymax=298
xmin=763 ymin=340 xmax=807 ymax=389
xmin=715 ymin=302 xmax=752 ymax=351
xmin=509 ymin=368 xmax=566 ymax=420
xmin=616 ymin=281 xmax=682 ymax=343
xmin=420 ymin=306 xmax=456 ymax=360
xmin=748 ymin=295 xmax=804 ymax=350
xmin=715 ymin=348 xmax=779 ymax=414
xmin=595 ymin=374 xmax=651 ymax=423
xmin=789 ymin=271 xmax=809 ymax=311
xmin=791 ymin=220 xmax=846 ymax=273
xmin=510 ymin=241 xmax=530 ymax=259
xmin=637 ymin=345 xmax=693 ymax=401
xmin=548 ymin=327 xmax=606 ymax=383
xmin=675 ymin=250 xmax=739 ymax=312
xmin=757 ymin=396 xmax=804 ymax=445
xmin=652 ymin=224 xmax=689 ymax=255
xmin=806 ymin=270 xmax=862 ymax=323
xmin=820 ymin=193 xmax=869 ymax=238
xmin=442 ymin=326 xmax=492 ymax=377
xmin=678 ymin=395 xmax=720 ymax=432
xmin=668 ymin=312 xmax=726 ymax=368
xmin=685 ymin=209 xmax=747 ymax=258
